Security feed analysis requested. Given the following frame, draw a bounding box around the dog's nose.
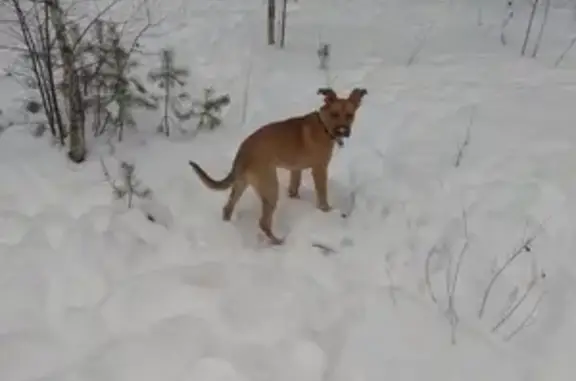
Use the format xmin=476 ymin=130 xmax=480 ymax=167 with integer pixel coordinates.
xmin=336 ymin=126 xmax=350 ymax=137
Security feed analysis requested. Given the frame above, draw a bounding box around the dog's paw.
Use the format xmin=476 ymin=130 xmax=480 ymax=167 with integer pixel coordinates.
xmin=270 ymin=236 xmax=285 ymax=245
xmin=222 ymin=207 xmax=233 ymax=221
xmin=288 ymin=190 xmax=301 ymax=199
xmin=317 ymin=203 xmax=332 ymax=212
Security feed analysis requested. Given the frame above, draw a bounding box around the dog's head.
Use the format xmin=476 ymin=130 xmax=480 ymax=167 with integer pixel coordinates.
xmin=317 ymin=87 xmax=367 ymax=143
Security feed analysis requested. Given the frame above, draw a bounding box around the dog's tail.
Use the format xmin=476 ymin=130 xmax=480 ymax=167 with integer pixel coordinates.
xmin=189 ymin=161 xmax=235 ymax=191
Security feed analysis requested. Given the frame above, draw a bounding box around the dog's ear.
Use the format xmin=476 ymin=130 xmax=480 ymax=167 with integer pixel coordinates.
xmin=348 ymin=88 xmax=368 ymax=107
xmin=317 ymin=87 xmax=337 ymax=104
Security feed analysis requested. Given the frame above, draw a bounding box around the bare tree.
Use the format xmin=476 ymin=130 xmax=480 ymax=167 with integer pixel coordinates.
xmin=521 ymin=0 xmax=540 ymax=56
xmin=279 ymin=0 xmax=287 ymax=48
xmin=4 ymin=0 xmax=65 ymax=142
xmin=531 ymin=0 xmax=550 ymax=58
xmin=46 ymin=0 xmax=86 ymax=162
xmin=3 ymin=0 xmax=157 ymax=162
xmin=500 ymin=0 xmax=514 ymax=46
xmin=267 ymin=0 xmax=275 ymax=45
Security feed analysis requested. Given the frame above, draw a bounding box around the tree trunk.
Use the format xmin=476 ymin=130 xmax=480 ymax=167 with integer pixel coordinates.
xmin=279 ymin=0 xmax=287 ymax=48
xmin=11 ymin=0 xmax=57 ymax=140
xmin=42 ymin=1 xmax=66 ymax=144
xmin=46 ymin=0 xmax=86 ymax=163
xmin=531 ymin=0 xmax=550 ymax=58
xmin=521 ymin=0 xmax=539 ymax=56
xmin=267 ymin=0 xmax=275 ymax=45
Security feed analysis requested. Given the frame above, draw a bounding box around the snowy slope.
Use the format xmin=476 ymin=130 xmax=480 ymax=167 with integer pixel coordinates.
xmin=2 ymin=0 xmax=576 ymax=380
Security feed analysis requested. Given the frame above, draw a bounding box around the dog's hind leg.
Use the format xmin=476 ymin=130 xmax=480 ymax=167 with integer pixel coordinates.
xmin=253 ymin=170 xmax=283 ymax=245
xmin=288 ymin=170 xmax=302 ymax=199
xmin=222 ymin=179 xmax=247 ymax=221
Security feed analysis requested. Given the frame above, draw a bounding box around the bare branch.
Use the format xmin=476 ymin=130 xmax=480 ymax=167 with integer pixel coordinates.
xmin=503 ymin=291 xmax=546 ymax=341
xmin=425 ymin=245 xmax=439 ymax=304
xmin=478 ymin=222 xmax=545 ymax=319
xmin=0 ymin=44 xmax=36 ymax=53
xmin=70 ymin=0 xmax=124 ymax=53
xmin=406 ymin=23 xmax=434 ymax=66
xmin=454 ymin=106 xmax=476 ymax=168
xmin=384 ymin=252 xmax=398 ymax=306
xmin=555 ymin=36 xmax=576 ymax=67
xmin=311 ymin=242 xmax=337 ymax=256
xmin=100 ymin=156 xmax=121 ymax=192
xmin=445 ymin=210 xmax=470 ymax=344
xmin=491 ymin=271 xmax=544 ymax=333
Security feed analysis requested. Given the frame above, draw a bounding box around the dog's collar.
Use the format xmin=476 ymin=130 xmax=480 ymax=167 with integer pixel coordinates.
xmin=316 ymin=111 xmax=344 ymax=147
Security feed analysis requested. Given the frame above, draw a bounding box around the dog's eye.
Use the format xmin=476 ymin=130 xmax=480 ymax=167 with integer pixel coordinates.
xmin=345 ymin=113 xmax=353 ymax=120
xmin=330 ymin=112 xmax=339 ymax=118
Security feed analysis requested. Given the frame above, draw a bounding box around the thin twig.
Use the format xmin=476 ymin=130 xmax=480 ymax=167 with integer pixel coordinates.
xmin=478 ymin=222 xmax=544 ymax=318
xmin=406 ymin=23 xmax=434 ymax=66
xmin=425 ymin=245 xmax=439 ymax=304
xmin=384 ymin=252 xmax=398 ymax=306
xmin=0 ymin=44 xmax=37 ymax=54
xmin=491 ymin=274 xmax=541 ymax=333
xmin=70 ymin=0 xmax=124 ymax=53
xmin=503 ymin=291 xmax=546 ymax=341
xmin=446 ymin=210 xmax=470 ymax=344
xmin=100 ymin=156 xmax=116 ymax=188
xmin=554 ymin=36 xmax=576 ymax=67
xmin=312 ymin=242 xmax=337 ymax=256
xmin=454 ymin=106 xmax=476 ymax=167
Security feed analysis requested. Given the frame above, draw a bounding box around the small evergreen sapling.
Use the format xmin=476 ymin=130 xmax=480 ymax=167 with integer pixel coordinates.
xmin=86 ymin=23 xmax=157 ymax=141
xmin=147 ymin=48 xmax=190 ymax=136
xmin=172 ymin=87 xmax=230 ymax=132
xmin=317 ymin=42 xmax=330 ymax=70
xmin=83 ymin=19 xmax=109 ymax=136
xmin=195 ymin=88 xmax=230 ymax=130
xmin=101 ymin=158 xmax=152 ymax=209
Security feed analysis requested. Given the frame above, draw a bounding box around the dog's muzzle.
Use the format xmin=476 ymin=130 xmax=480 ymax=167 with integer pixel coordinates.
xmin=335 ymin=125 xmax=351 ymax=138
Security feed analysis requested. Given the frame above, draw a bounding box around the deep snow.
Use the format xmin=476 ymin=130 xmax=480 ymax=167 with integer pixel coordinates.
xmin=2 ymin=0 xmax=576 ymax=380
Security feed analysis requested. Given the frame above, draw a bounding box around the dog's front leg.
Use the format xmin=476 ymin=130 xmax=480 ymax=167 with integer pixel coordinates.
xmin=312 ymin=165 xmax=331 ymax=212
xmin=288 ymin=170 xmax=302 ymax=198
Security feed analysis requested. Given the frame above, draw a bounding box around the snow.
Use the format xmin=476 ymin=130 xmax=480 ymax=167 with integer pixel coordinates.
xmin=2 ymin=0 xmax=576 ymax=380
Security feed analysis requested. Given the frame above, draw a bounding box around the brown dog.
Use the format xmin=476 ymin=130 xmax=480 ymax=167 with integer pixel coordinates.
xmin=189 ymin=87 xmax=367 ymax=245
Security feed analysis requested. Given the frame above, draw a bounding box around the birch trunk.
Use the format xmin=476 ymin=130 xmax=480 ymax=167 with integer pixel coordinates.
xmin=46 ymin=0 xmax=86 ymax=162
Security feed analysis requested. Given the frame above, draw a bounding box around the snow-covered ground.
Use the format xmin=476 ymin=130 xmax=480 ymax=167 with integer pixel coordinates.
xmin=2 ymin=0 xmax=576 ymax=380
